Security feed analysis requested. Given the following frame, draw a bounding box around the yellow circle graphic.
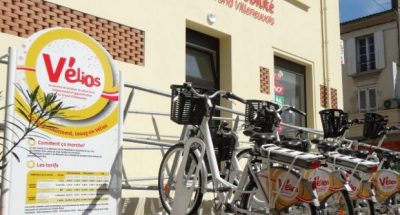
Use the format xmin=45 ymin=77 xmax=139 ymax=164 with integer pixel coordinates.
xmin=24 ymin=28 xmax=116 ymax=120
xmin=16 ymin=28 xmax=119 ymax=138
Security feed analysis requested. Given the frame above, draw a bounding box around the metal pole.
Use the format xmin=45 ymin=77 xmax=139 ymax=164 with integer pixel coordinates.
xmin=1 ymin=47 xmax=16 ymax=215
xmin=124 ymin=82 xmax=170 ymax=97
xmin=123 ymin=89 xmax=134 ymax=122
xmin=0 ymin=54 xmax=8 ymax=64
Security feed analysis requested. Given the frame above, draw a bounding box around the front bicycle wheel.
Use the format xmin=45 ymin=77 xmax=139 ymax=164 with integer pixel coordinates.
xmin=385 ymin=192 xmax=400 ymax=215
xmin=238 ymin=177 xmax=318 ymax=215
xmin=158 ymin=143 xmax=204 ymax=214
xmin=353 ymin=199 xmax=375 ymax=215
xmin=320 ymin=190 xmax=354 ymax=215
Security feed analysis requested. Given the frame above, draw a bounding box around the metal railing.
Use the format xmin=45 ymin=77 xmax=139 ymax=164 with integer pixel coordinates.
xmin=0 ymin=53 xmax=325 ymax=192
xmin=121 ymin=82 xmax=250 ymax=191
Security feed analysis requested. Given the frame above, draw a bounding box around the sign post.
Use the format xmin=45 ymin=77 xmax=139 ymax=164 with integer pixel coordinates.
xmin=1 ymin=28 xmax=121 ymax=215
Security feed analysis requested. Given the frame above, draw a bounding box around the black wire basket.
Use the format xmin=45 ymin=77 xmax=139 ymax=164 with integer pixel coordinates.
xmin=170 ymin=85 xmax=208 ymax=125
xmin=245 ymin=100 xmax=280 ymax=132
xmin=363 ymin=113 xmax=388 ymax=139
xmin=319 ymin=109 xmax=349 ymax=138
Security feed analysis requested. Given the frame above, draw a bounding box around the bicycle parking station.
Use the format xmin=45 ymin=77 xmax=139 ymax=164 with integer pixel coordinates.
xmin=1 ymin=45 xmax=400 ymax=214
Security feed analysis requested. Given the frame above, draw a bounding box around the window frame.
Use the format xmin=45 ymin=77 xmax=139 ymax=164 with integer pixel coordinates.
xmin=358 ymin=87 xmax=377 ymax=112
xmin=356 ymin=34 xmax=376 ymax=73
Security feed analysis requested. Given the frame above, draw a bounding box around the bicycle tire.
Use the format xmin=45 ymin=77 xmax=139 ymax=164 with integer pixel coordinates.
xmin=384 ymin=192 xmax=400 ymax=215
xmin=238 ymin=176 xmax=319 ymax=215
xmin=158 ymin=143 xmax=204 ymax=214
xmin=320 ymin=190 xmax=354 ymax=215
xmin=353 ymin=199 xmax=375 ymax=215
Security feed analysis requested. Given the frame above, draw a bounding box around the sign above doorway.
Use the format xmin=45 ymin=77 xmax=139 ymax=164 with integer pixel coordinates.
xmin=214 ymin=0 xmax=275 ymax=25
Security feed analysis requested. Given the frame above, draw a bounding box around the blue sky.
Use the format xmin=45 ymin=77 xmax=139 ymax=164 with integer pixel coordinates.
xmin=340 ymin=0 xmax=392 ymax=23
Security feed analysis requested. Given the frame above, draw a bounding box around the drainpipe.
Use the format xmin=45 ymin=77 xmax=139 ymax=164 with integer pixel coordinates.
xmin=395 ymin=1 xmax=400 ymax=68
xmin=320 ymin=0 xmax=330 ymax=107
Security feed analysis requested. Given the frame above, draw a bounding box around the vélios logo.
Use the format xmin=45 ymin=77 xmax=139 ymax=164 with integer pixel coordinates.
xmin=15 ymin=28 xmax=120 ymax=138
xmin=43 ymin=54 xmax=101 ymax=88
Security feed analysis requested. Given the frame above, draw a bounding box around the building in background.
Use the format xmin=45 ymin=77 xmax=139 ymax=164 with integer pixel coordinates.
xmin=341 ymin=0 xmax=400 ymax=150
xmin=0 ymin=0 xmax=342 ymax=213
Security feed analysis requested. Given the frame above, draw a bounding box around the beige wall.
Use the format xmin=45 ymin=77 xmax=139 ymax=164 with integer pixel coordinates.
xmin=0 ymin=0 xmax=342 ymax=208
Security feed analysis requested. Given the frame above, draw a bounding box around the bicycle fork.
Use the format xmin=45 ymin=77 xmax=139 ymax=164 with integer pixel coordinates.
xmin=170 ymin=138 xmax=206 ymax=214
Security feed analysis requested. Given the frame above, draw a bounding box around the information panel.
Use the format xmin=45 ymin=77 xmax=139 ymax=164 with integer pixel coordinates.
xmin=3 ymin=28 xmax=121 ymax=215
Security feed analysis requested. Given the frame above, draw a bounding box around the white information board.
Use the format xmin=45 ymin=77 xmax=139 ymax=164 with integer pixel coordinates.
xmin=2 ymin=28 xmax=121 ymax=215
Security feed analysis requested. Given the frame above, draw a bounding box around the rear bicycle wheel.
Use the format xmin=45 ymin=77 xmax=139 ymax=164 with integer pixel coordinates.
xmin=320 ymin=190 xmax=354 ymax=215
xmin=158 ymin=143 xmax=204 ymax=214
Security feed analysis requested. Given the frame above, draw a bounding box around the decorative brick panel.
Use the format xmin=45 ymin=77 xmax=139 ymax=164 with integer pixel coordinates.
xmin=260 ymin=67 xmax=270 ymax=94
xmin=0 ymin=0 xmax=145 ymax=65
xmin=330 ymin=88 xmax=338 ymax=109
xmin=320 ymin=85 xmax=328 ymax=108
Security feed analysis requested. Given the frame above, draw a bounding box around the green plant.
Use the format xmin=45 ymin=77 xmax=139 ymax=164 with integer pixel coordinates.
xmin=0 ymin=86 xmax=70 ymax=166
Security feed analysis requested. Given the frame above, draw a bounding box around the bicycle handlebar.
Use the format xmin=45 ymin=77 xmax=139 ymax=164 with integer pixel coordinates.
xmin=224 ymin=92 xmax=247 ymax=104
xmin=182 ymin=82 xmax=247 ymax=104
xmin=260 ymin=100 xmax=306 ymax=117
xmin=284 ymin=106 xmax=306 ymax=117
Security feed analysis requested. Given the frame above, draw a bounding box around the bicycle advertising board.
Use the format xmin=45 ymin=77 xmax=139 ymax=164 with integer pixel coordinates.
xmin=348 ymin=174 xmax=374 ymax=200
xmin=373 ymin=169 xmax=400 ymax=202
xmin=258 ymin=167 xmax=314 ymax=210
xmin=1 ymin=28 xmax=121 ymax=215
xmin=306 ymin=168 xmax=347 ymax=201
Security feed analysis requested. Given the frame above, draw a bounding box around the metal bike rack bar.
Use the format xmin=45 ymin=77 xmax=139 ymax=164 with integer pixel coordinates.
xmin=0 ymin=54 xmax=8 ymax=64
xmin=121 ymin=83 xmax=247 ymax=192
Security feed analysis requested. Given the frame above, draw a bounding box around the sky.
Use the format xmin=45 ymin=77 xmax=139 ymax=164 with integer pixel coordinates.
xmin=339 ymin=0 xmax=392 ymax=23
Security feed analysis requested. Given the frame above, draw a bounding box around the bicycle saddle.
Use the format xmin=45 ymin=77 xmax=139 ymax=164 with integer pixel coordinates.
xmin=317 ymin=141 xmax=339 ymax=153
xmin=376 ymin=149 xmax=397 ymax=160
xmin=337 ymin=148 xmax=352 ymax=155
xmin=279 ymin=140 xmax=310 ymax=153
xmin=243 ymin=129 xmax=275 ymax=145
xmin=352 ymin=150 xmax=369 ymax=159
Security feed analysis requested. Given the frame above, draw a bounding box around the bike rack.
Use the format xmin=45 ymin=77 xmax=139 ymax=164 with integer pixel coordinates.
xmin=0 ymin=52 xmax=328 ymax=214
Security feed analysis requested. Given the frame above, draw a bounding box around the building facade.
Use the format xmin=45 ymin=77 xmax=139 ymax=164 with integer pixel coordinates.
xmin=341 ymin=0 xmax=400 ymax=150
xmin=0 ymin=0 xmax=342 ymax=213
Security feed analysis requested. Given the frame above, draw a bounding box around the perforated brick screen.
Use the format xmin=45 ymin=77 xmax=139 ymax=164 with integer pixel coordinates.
xmin=330 ymin=88 xmax=338 ymax=109
xmin=260 ymin=66 xmax=270 ymax=94
xmin=320 ymin=84 xmax=328 ymax=108
xmin=0 ymin=0 xmax=145 ymax=65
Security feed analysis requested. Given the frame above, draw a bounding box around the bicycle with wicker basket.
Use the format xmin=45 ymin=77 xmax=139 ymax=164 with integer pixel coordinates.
xmin=346 ymin=112 xmax=400 ymax=215
xmin=159 ymin=83 xmax=324 ymax=215
xmin=157 ymin=83 xmax=250 ymax=214
xmin=248 ymin=105 xmax=358 ymax=215
xmin=316 ymin=109 xmax=382 ymax=215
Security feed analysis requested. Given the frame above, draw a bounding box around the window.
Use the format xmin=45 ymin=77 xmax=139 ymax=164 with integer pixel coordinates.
xmin=274 ymin=57 xmax=306 ymax=135
xmin=186 ymin=29 xmax=220 ymax=125
xmin=359 ymin=87 xmax=377 ymax=112
xmin=186 ymin=29 xmax=219 ymax=91
xmin=356 ymin=34 xmax=376 ymax=73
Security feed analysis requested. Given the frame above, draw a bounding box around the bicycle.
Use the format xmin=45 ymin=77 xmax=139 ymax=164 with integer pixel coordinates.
xmin=158 ymin=83 xmax=250 ymax=214
xmin=257 ymin=105 xmax=356 ymax=215
xmin=348 ymin=112 xmax=400 ymax=215
xmin=162 ymin=83 xmax=323 ymax=214
xmin=317 ymin=109 xmax=380 ymax=215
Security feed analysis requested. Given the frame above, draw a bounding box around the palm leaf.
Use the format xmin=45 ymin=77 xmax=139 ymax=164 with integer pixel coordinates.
xmin=11 ymin=152 xmax=20 ymax=162
xmin=17 ymin=146 xmax=42 ymax=161
xmin=5 ymin=120 xmax=25 ymax=133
